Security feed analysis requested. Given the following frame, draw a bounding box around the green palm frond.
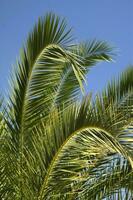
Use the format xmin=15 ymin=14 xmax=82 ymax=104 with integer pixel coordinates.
xmin=0 ymin=12 xmax=133 ymax=200
xmin=7 ymin=13 xmax=114 ymax=134
xmin=22 ymin=83 xmax=132 ymax=199
xmin=1 ymin=13 xmax=114 ymax=199
xmin=51 ymin=40 xmax=114 ymax=107
xmin=101 ymin=66 xmax=133 ymax=108
xmin=78 ymin=155 xmax=133 ymax=200
xmin=30 ymin=67 xmax=132 ymax=199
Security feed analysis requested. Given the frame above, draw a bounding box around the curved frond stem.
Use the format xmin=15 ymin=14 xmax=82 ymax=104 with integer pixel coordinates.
xmin=38 ymin=126 xmax=132 ymax=199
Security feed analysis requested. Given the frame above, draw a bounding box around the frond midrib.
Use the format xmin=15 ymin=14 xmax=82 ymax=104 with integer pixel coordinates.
xmin=18 ymin=43 xmax=61 ymax=198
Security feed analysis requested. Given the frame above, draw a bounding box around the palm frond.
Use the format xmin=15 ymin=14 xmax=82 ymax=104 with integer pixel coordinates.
xmin=101 ymin=66 xmax=133 ymax=108
xmin=1 ymin=12 xmax=132 ymax=200
xmin=1 ymin=12 xmax=113 ymax=199
xmin=78 ymin=155 xmax=133 ymax=200
xmin=23 ymin=92 xmax=132 ymax=199
xmin=51 ymin=40 xmax=114 ymax=107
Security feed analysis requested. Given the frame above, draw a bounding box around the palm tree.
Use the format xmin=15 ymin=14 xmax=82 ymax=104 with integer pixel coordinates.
xmin=0 ymin=13 xmax=133 ymax=200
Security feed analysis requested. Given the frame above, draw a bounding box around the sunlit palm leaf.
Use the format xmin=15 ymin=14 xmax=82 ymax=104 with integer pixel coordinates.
xmin=23 ymin=80 xmax=132 ymax=199
xmin=78 ymin=155 xmax=133 ymax=200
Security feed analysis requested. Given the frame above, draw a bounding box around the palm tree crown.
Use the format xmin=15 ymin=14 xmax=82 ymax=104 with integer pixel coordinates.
xmin=0 ymin=13 xmax=133 ymax=200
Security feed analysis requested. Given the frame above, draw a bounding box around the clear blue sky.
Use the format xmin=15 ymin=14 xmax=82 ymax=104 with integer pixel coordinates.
xmin=0 ymin=0 xmax=133 ymax=96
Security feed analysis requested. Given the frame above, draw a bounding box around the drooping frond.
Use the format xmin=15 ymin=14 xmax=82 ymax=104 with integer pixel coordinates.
xmin=1 ymin=13 xmax=114 ymax=199
xmin=21 ymin=81 xmax=133 ymax=199
xmin=78 ymin=155 xmax=133 ymax=200
xmin=52 ymin=40 xmax=114 ymax=107
xmin=28 ymin=67 xmax=132 ymax=199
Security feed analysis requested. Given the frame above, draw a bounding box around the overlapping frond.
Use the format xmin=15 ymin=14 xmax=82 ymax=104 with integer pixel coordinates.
xmin=1 ymin=67 xmax=132 ymax=199
xmin=0 ymin=12 xmax=133 ymax=200
xmin=51 ymin=41 xmax=114 ymax=107
xmin=29 ymin=67 xmax=132 ymax=199
xmin=78 ymin=155 xmax=133 ymax=200
xmin=1 ymin=13 xmax=114 ymax=199
xmin=21 ymin=73 xmax=133 ymax=199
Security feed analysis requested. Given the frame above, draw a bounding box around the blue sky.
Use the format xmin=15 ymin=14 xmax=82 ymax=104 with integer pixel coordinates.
xmin=0 ymin=0 xmax=133 ymax=96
